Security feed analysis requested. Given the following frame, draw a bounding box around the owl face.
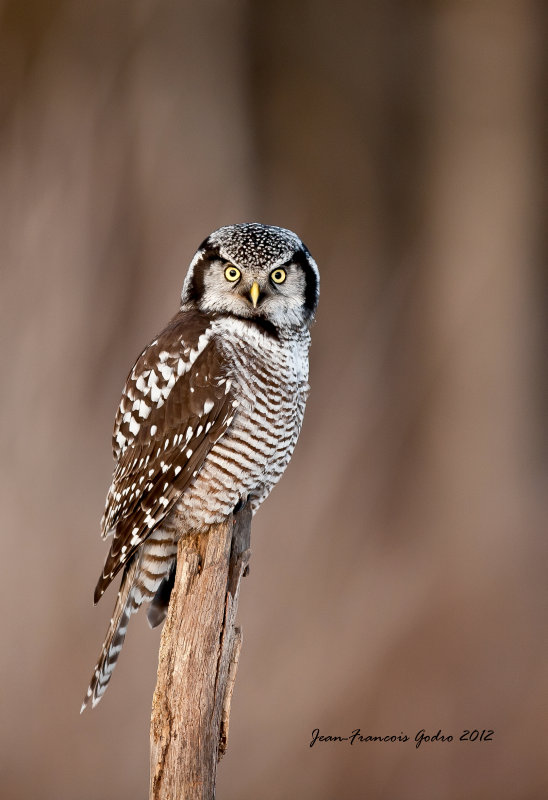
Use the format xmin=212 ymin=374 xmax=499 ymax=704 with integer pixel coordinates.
xmin=181 ymin=223 xmax=319 ymax=330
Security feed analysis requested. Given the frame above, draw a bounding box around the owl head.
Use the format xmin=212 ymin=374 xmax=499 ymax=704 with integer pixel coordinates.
xmin=181 ymin=223 xmax=319 ymax=330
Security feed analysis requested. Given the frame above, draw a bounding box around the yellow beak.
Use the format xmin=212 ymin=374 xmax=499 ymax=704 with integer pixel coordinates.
xmin=249 ymin=281 xmax=260 ymax=309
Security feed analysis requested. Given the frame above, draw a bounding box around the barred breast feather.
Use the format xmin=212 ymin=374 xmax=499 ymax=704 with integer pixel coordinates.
xmin=177 ymin=316 xmax=310 ymax=528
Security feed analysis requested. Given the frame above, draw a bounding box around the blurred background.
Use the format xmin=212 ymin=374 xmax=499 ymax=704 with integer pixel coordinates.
xmin=1 ymin=1 xmax=547 ymax=798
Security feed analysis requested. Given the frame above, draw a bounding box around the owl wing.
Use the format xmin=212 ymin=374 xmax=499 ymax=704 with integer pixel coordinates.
xmin=94 ymin=310 xmax=238 ymax=603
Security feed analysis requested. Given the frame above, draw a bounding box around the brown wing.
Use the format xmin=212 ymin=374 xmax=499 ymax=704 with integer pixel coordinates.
xmin=94 ymin=311 xmax=238 ymax=603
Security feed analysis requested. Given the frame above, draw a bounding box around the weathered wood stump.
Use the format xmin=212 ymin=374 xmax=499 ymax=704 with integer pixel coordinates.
xmin=150 ymin=505 xmax=251 ymax=800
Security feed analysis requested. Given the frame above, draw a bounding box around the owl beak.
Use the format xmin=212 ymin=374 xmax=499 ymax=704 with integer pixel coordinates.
xmin=249 ymin=281 xmax=260 ymax=309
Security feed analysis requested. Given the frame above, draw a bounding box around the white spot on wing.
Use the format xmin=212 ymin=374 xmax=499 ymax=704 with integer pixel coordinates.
xmin=162 ymin=373 xmax=176 ymax=398
xmin=158 ymin=363 xmax=172 ymax=381
xmin=150 ymin=384 xmax=161 ymax=403
xmin=136 ymin=375 xmax=147 ymax=393
xmin=138 ymin=400 xmax=151 ymax=419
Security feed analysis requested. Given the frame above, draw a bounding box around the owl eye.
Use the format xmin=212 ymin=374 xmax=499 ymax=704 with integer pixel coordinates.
xmin=224 ymin=265 xmax=241 ymax=282
xmin=270 ymin=268 xmax=287 ymax=284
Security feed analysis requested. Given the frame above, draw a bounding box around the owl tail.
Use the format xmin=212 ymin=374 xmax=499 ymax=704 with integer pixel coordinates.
xmin=81 ymin=557 xmax=139 ymax=712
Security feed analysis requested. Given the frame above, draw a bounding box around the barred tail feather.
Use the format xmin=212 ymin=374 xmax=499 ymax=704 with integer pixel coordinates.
xmin=147 ymin=562 xmax=176 ymax=629
xmin=81 ymin=557 xmax=140 ymax=712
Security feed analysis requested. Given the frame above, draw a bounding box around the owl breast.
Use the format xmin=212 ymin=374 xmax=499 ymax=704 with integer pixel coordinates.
xmin=172 ymin=317 xmax=311 ymax=531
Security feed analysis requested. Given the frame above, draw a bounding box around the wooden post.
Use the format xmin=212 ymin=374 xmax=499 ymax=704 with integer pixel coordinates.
xmin=150 ymin=505 xmax=251 ymax=800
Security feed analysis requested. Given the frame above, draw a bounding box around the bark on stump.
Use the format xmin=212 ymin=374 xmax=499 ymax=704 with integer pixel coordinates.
xmin=150 ymin=505 xmax=251 ymax=800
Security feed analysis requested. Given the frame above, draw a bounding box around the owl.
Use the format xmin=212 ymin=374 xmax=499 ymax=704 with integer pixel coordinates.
xmin=81 ymin=223 xmax=319 ymax=711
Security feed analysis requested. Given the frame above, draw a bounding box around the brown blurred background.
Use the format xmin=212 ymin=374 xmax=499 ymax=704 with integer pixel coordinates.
xmin=1 ymin=1 xmax=547 ymax=798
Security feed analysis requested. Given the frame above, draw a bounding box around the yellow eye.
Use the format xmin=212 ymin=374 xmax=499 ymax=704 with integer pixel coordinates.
xmin=224 ymin=265 xmax=241 ymax=282
xmin=270 ymin=268 xmax=287 ymax=284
